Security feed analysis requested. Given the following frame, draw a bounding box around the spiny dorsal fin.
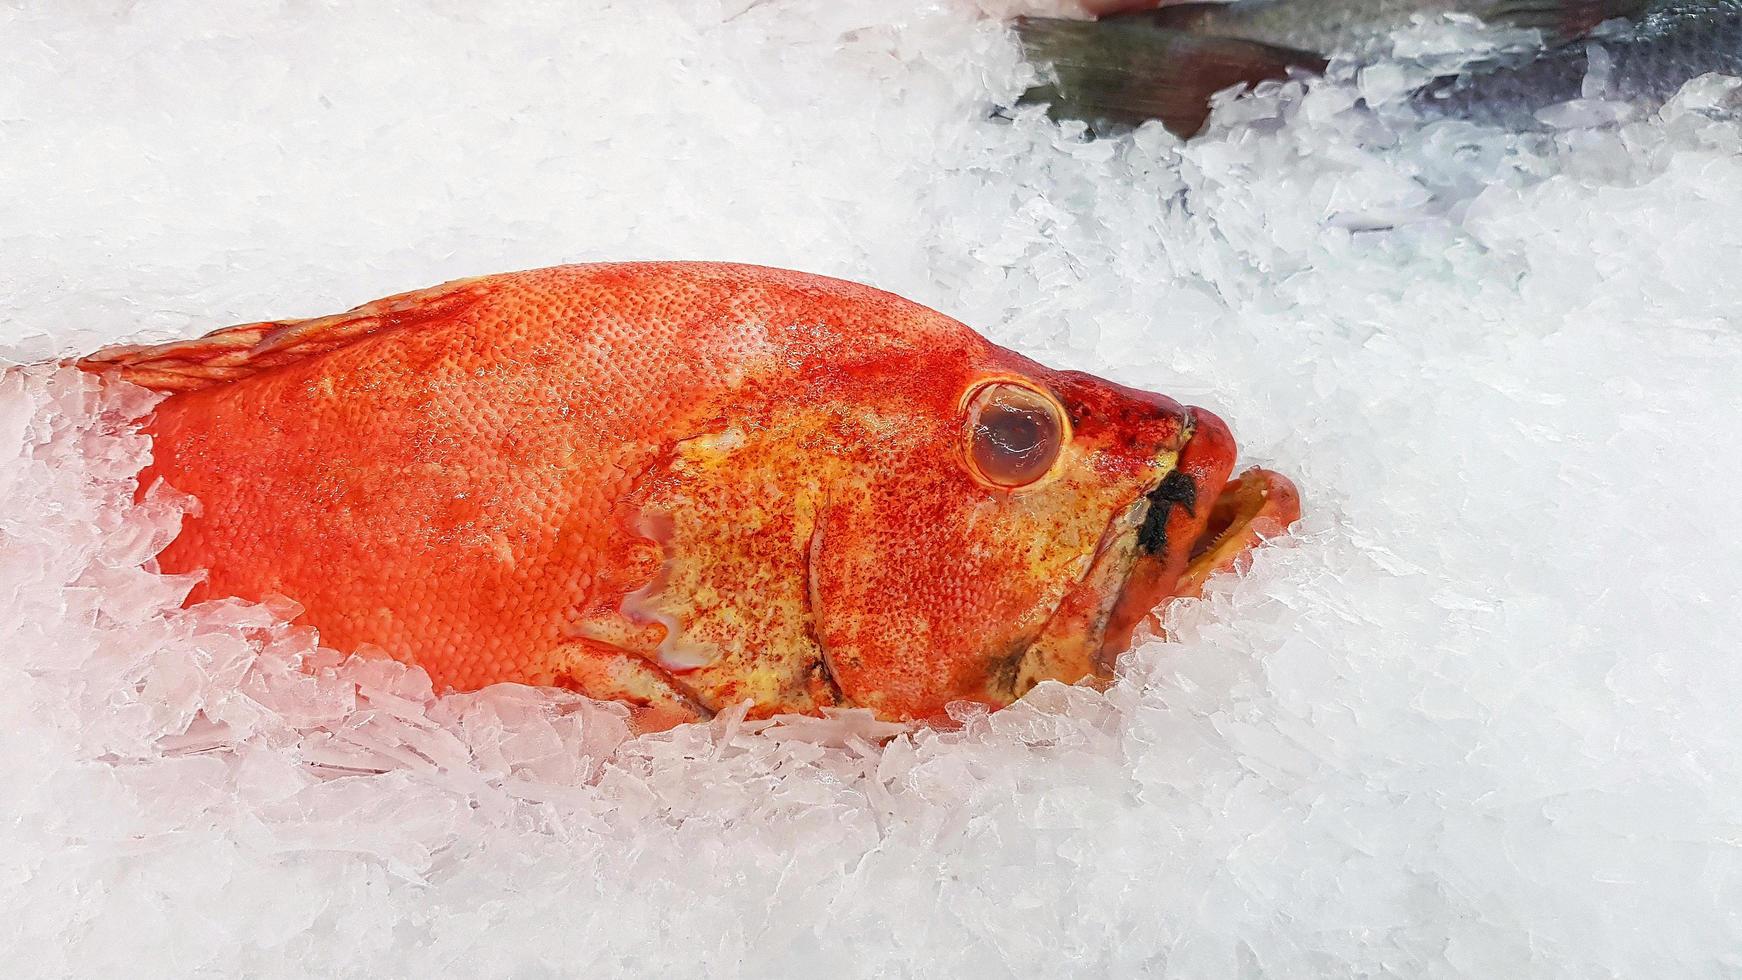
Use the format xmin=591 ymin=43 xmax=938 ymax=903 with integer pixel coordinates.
xmin=79 ymin=275 xmax=492 ymax=394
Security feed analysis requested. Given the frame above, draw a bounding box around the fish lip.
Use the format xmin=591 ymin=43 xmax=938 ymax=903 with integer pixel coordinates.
xmin=1012 ymin=405 xmax=1298 ymax=695
xmin=1095 ymin=413 xmax=1301 ymax=668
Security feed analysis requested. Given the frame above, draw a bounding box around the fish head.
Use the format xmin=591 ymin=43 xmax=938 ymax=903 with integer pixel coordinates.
xmin=581 ymin=265 xmax=1296 ymax=724
xmin=795 ymin=327 xmax=1298 ymax=722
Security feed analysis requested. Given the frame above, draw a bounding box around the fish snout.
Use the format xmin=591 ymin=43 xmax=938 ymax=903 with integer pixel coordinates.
xmin=1169 ymin=409 xmax=1302 ymax=599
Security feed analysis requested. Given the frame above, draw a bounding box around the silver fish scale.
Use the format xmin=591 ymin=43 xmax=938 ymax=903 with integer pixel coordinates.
xmin=1415 ymin=0 xmax=1742 ymax=124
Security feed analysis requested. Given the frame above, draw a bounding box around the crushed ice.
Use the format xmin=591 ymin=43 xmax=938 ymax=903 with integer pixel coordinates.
xmin=4 ymin=1 xmax=1742 ymax=975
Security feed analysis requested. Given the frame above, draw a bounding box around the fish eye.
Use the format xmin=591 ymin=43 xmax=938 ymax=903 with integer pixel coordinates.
xmin=964 ymin=382 xmax=1066 ymax=488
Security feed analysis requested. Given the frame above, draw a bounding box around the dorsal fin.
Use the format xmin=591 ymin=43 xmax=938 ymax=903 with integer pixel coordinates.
xmin=78 ymin=275 xmax=492 ymax=394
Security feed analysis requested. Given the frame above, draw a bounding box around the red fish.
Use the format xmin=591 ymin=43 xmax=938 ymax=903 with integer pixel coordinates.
xmin=80 ymin=263 xmax=1298 ymax=731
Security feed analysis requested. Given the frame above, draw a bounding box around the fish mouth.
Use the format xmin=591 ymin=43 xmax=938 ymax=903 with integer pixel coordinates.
xmin=1013 ymin=408 xmax=1299 ymax=696
xmin=1097 ymin=408 xmax=1300 ymax=666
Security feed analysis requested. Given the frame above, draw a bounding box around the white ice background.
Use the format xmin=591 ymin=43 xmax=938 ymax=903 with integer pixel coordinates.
xmin=4 ymin=1 xmax=1742 ymax=976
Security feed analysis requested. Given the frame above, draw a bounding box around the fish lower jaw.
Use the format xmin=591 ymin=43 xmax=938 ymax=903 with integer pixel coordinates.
xmin=1009 ymin=495 xmax=1150 ymax=697
xmin=1174 ymin=467 xmax=1301 ymax=598
xmin=1094 ymin=463 xmax=1301 ymax=664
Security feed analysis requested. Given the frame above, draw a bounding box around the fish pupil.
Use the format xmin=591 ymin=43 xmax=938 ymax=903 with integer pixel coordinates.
xmin=968 ymin=384 xmax=1064 ymax=487
xmin=985 ymin=406 xmax=1045 ymax=455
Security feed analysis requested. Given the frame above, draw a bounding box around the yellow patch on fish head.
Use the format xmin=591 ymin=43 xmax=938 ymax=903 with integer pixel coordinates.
xmin=616 ymin=345 xmax=1223 ymax=723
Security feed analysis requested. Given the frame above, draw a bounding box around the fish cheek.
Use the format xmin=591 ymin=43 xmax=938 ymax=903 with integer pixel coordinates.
xmin=592 ymin=420 xmax=843 ymax=717
xmin=810 ymin=466 xmax=1110 ymax=722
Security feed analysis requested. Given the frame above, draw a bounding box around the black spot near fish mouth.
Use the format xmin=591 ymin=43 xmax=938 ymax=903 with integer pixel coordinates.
xmin=1137 ymin=469 xmax=1197 ymax=556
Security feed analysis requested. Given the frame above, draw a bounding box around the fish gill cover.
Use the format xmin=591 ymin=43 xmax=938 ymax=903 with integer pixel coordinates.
xmin=3 ymin=1 xmax=1741 ymax=976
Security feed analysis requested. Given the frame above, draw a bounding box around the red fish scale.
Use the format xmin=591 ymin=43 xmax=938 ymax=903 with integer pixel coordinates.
xmin=95 ymin=262 xmax=1237 ymax=725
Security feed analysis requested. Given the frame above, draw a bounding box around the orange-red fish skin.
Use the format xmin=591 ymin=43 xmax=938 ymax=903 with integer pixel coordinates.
xmin=139 ymin=266 xmax=970 ymax=688
xmin=84 ymin=262 xmax=1294 ymax=729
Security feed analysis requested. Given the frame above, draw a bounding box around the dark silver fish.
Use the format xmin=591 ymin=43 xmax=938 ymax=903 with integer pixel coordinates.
xmin=1014 ymin=0 xmax=1702 ymax=136
xmin=1099 ymin=0 xmax=1644 ymax=55
xmin=1415 ymin=0 xmax=1742 ymax=124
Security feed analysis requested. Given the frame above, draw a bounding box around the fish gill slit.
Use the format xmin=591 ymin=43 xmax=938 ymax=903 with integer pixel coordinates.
xmin=802 ymin=502 xmax=850 ymax=707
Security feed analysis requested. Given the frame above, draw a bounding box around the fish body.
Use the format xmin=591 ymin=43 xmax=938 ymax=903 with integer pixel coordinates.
xmin=1016 ymin=16 xmax=1330 ymax=136
xmin=1086 ymin=0 xmax=1640 ymax=56
xmin=81 ymin=263 xmax=1297 ymax=731
xmin=1415 ymin=0 xmax=1742 ymax=123
xmin=1114 ymin=0 xmax=1509 ymax=57
xmin=1015 ymin=0 xmax=1659 ymax=135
